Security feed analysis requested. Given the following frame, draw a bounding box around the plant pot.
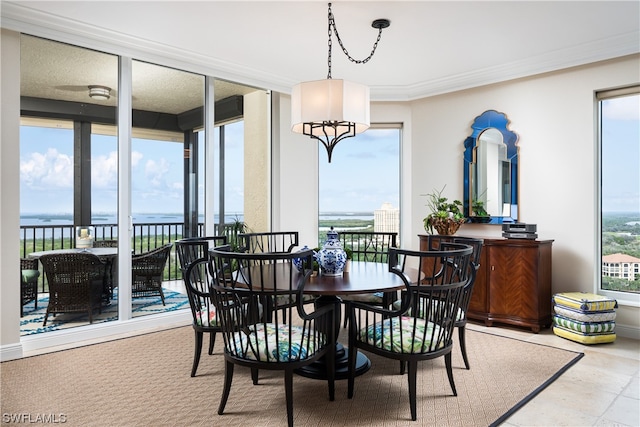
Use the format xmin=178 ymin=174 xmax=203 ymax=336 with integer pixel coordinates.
xmin=343 ymin=259 xmax=351 ymax=273
xmin=429 ymin=217 xmax=465 ymax=235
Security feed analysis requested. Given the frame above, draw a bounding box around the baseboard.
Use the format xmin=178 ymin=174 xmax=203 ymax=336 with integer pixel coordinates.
xmin=2 ymin=310 xmax=191 ymax=360
xmin=615 ymin=323 xmax=640 ymax=340
xmin=0 ymin=343 xmax=24 ymax=362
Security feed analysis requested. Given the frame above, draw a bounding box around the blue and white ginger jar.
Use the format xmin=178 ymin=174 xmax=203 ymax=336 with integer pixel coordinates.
xmin=315 ymin=227 xmax=347 ymax=276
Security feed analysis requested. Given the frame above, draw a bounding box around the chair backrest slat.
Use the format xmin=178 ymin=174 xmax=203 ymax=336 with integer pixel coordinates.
xmin=238 ymin=231 xmax=299 ymax=254
xmin=338 ymin=231 xmax=397 ymax=262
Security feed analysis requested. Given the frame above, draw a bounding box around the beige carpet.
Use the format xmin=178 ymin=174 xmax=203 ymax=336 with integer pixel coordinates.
xmin=1 ymin=326 xmax=582 ymax=426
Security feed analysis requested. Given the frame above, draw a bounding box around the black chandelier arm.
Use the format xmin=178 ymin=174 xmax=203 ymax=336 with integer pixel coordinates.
xmin=302 ymin=121 xmax=357 ymax=163
xmin=326 ymin=2 xmax=389 ymax=79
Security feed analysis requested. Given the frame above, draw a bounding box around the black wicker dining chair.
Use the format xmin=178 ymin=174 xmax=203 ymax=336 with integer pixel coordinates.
xmin=347 ymin=244 xmax=474 ymax=421
xmin=337 ymin=231 xmax=398 ymax=328
xmin=131 ymin=243 xmax=173 ymax=305
xmin=207 ymin=246 xmax=335 ymax=427
xmin=175 ymin=236 xmax=228 ymax=377
xmin=39 ymin=252 xmax=107 ymax=325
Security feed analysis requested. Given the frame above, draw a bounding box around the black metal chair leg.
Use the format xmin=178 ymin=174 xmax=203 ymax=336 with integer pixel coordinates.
xmin=445 ymin=352 xmax=457 ymax=396
xmin=458 ymin=326 xmax=470 ymax=369
xmin=192 ymin=330 xmax=203 ymax=377
xmin=407 ymin=360 xmax=418 ymax=421
xmin=285 ymin=369 xmax=294 ymax=427
xmin=208 ymin=331 xmax=216 ymax=355
xmin=218 ymin=360 xmax=234 ymax=415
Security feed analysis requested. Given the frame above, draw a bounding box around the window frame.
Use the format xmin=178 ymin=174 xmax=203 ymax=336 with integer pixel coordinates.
xmin=596 ymin=85 xmax=640 ymax=307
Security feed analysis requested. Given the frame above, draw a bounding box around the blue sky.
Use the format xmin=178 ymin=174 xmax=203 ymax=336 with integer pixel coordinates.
xmin=19 ymin=123 xmax=399 ymax=215
xmin=601 ymin=94 xmax=640 ymax=213
xmin=19 ymin=95 xmax=637 ymax=216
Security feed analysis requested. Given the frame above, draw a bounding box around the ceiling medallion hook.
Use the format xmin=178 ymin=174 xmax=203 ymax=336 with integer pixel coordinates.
xmin=291 ymin=3 xmax=390 ymax=162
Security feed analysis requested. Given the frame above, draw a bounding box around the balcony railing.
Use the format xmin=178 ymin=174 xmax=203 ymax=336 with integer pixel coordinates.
xmin=20 ymin=222 xmax=206 ymax=288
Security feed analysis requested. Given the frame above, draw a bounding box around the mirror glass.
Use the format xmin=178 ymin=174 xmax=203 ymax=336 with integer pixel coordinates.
xmin=463 ymin=110 xmax=519 ymax=224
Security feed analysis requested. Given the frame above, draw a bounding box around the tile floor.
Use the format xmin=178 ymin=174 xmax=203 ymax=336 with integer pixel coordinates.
xmin=464 ymin=322 xmax=640 ymax=427
xmin=22 ymin=280 xmax=640 ymax=426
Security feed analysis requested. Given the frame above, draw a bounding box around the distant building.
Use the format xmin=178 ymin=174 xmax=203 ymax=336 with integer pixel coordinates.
xmin=374 ymin=202 xmax=399 ymax=235
xmin=602 ymin=253 xmax=640 ymax=281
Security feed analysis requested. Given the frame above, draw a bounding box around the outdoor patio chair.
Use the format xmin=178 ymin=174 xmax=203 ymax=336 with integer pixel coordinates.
xmin=20 ymin=258 xmax=40 ymax=316
xmin=337 ymin=231 xmax=398 ymax=328
xmin=208 ymin=246 xmax=335 ymax=427
xmin=176 ymin=236 xmax=228 ymax=377
xmin=131 ymin=243 xmax=173 ymax=305
xmin=39 ymin=252 xmax=106 ymax=325
xmin=347 ymin=244 xmax=473 ymax=421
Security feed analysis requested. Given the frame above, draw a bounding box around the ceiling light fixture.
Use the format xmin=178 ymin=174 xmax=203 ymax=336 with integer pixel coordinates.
xmin=291 ymin=3 xmax=390 ymax=162
xmin=88 ymin=85 xmax=111 ymax=101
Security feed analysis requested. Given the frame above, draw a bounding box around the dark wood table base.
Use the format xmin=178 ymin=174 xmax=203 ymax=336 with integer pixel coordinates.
xmin=295 ymin=343 xmax=371 ymax=380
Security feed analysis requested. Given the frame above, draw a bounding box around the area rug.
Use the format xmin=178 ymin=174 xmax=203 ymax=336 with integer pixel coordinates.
xmin=1 ymin=326 xmax=583 ymax=426
xmin=19 ymin=289 xmax=188 ymax=336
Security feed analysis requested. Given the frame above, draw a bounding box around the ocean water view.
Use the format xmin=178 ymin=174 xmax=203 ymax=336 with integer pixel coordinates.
xmin=20 ymin=212 xmax=374 ymax=226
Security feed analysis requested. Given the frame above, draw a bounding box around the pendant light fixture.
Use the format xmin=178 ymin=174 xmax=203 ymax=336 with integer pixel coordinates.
xmin=291 ymin=3 xmax=390 ymax=162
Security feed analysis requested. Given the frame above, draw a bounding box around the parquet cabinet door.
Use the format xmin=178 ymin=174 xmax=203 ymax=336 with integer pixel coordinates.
xmin=485 ymin=239 xmax=553 ymax=332
xmin=488 ymin=244 xmax=540 ymax=320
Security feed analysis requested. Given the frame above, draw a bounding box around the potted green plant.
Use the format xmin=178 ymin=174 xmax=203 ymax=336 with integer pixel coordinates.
xmin=343 ymin=247 xmax=353 ymax=273
xmin=469 ymin=198 xmax=491 ymax=223
xmin=423 ymin=186 xmax=466 ymax=235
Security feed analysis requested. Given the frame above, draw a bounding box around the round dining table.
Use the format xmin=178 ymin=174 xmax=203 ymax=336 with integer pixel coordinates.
xmin=296 ymin=260 xmax=407 ymax=380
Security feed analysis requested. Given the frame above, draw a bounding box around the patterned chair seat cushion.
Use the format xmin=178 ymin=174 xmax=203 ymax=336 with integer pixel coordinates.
xmin=552 ymin=292 xmax=618 ymax=312
xmin=392 ymin=299 xmax=464 ymax=322
xmin=553 ymin=315 xmax=616 ymax=334
xmin=231 ymin=323 xmax=322 ymax=362
xmin=358 ymin=316 xmax=445 ymax=353
xmin=340 ymin=292 xmax=384 ymax=303
xmin=553 ymin=325 xmax=616 ymax=344
xmin=195 ymin=307 xmax=218 ymax=326
xmin=554 ymin=305 xmax=616 ymax=322
xmin=274 ymin=294 xmax=316 ymax=307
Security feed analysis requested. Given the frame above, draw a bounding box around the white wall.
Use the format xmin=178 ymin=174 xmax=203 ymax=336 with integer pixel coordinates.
xmin=407 ymin=55 xmax=640 ymax=336
xmin=0 ymin=29 xmax=23 ymax=360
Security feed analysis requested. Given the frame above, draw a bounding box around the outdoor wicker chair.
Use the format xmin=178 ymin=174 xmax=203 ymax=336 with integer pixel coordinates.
xmin=208 ymin=246 xmax=335 ymax=427
xmin=39 ymin=252 xmax=106 ymax=325
xmin=347 ymin=245 xmax=474 ymax=421
xmin=131 ymin=243 xmax=173 ymax=305
xmin=176 ymin=236 xmax=228 ymax=377
xmin=20 ymin=258 xmax=40 ymax=316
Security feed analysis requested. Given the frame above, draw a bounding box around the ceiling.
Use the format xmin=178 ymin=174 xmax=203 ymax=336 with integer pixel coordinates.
xmin=4 ymin=1 xmax=640 ymax=112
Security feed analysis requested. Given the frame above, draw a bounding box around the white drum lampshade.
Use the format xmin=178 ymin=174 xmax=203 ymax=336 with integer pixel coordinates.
xmin=291 ymin=79 xmax=370 ymax=138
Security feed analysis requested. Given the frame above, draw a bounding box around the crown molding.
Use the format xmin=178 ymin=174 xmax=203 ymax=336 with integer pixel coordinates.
xmin=2 ymin=2 xmax=638 ymax=102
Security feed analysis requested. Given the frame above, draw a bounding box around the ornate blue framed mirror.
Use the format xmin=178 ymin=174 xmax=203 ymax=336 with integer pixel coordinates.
xmin=463 ymin=110 xmax=519 ymax=224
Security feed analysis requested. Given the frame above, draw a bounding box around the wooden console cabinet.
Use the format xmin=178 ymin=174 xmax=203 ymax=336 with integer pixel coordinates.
xmin=419 ymin=235 xmax=553 ymax=333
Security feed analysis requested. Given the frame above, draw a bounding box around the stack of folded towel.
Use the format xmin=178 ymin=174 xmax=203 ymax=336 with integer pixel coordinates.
xmin=552 ymin=292 xmax=617 ymax=344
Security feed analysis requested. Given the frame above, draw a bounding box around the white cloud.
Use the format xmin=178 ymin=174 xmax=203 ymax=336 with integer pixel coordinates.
xmin=144 ymin=158 xmax=170 ymax=188
xmin=603 ymin=95 xmax=640 ymax=120
xmin=92 ymin=151 xmax=118 ymax=188
xmin=20 ymin=148 xmax=73 ymax=189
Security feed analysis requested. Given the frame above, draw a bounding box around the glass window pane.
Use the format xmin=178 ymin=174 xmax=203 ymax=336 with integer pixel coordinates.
xmin=600 ymin=91 xmax=640 ymax=294
xmin=318 ymin=128 xmax=401 ymax=244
